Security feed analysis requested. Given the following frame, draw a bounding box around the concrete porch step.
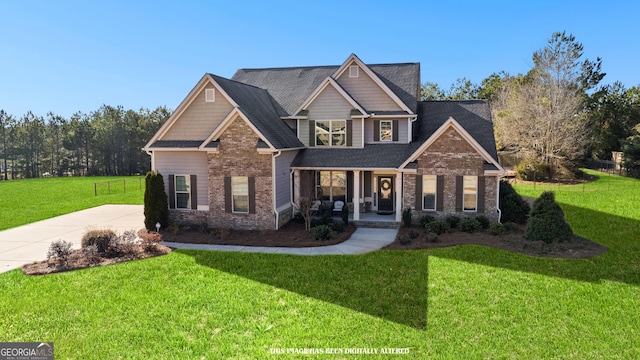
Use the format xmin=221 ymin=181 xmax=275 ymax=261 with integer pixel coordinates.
xmin=352 ymin=220 xmax=400 ymax=229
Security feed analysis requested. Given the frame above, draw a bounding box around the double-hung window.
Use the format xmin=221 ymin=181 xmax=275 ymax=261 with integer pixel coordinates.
xmin=463 ymin=176 xmax=478 ymax=212
xmin=315 ymin=120 xmax=346 ymax=146
xmin=175 ymin=175 xmax=191 ymax=209
xmin=380 ymin=120 xmax=393 ymax=142
xmin=232 ymin=176 xmax=249 ymax=213
xmin=422 ymin=175 xmax=437 ymax=211
xmin=316 ymin=171 xmax=346 ymax=202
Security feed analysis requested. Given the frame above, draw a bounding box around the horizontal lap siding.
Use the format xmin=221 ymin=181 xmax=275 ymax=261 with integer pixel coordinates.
xmin=351 ymin=118 xmax=363 ymax=148
xmin=307 ymin=86 xmax=352 ymax=119
xmin=336 ymin=67 xmax=403 ymax=111
xmin=155 ymin=151 xmax=209 ymax=207
xmin=275 ymin=150 xmax=298 ymax=208
xmin=162 ymin=84 xmax=234 ymax=140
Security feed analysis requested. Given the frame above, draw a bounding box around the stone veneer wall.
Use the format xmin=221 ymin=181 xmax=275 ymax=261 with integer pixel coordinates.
xmin=169 ymin=210 xmax=209 ymax=226
xmin=403 ymin=126 xmax=499 ymax=221
xmin=208 ymin=116 xmax=275 ymax=230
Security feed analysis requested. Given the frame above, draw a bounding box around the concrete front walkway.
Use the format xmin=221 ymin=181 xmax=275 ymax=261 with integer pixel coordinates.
xmin=162 ymin=227 xmax=398 ymax=256
xmin=0 ymin=205 xmax=145 ymax=273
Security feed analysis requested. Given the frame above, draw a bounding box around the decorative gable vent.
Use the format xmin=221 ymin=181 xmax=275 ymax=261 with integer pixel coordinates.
xmin=205 ymin=88 xmax=215 ymax=102
xmin=349 ymin=65 xmax=359 ymax=78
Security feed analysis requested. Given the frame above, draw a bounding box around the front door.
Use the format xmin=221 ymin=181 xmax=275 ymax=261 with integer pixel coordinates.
xmin=377 ymin=176 xmax=394 ymax=212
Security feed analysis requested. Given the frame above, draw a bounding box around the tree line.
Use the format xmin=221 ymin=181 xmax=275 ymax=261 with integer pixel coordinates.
xmin=422 ymin=31 xmax=640 ymax=178
xmin=0 ymin=105 xmax=170 ymax=180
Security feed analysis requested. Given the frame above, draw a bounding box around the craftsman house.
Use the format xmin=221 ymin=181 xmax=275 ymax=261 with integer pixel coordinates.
xmin=144 ymin=54 xmax=505 ymax=230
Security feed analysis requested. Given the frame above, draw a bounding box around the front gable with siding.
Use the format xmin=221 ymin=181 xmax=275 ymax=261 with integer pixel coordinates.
xmin=145 ymin=54 xmax=504 ymax=231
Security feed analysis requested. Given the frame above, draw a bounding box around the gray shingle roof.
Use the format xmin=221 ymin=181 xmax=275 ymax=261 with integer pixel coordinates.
xmin=210 ymin=75 xmax=304 ymax=150
xmin=231 ymin=63 xmax=419 ymax=115
xmin=415 ymin=100 xmax=499 ymax=161
xmin=291 ymin=144 xmax=414 ymax=169
xmin=149 ymin=140 xmax=204 ymax=149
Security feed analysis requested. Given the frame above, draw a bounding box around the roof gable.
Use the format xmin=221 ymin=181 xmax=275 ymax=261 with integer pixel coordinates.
xmin=294 ymin=77 xmax=366 ymax=116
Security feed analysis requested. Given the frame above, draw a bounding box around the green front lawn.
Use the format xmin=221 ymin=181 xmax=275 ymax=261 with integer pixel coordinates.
xmin=0 ymin=170 xmax=639 ymax=358
xmin=0 ymin=176 xmax=144 ymax=231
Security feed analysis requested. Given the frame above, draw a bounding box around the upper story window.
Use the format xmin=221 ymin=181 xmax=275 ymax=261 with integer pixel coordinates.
xmin=316 ymin=120 xmax=346 ymax=147
xmin=380 ymin=120 xmax=393 ymax=142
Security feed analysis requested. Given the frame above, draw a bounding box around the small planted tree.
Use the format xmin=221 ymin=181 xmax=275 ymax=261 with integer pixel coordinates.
xmin=144 ymin=171 xmax=169 ymax=231
xmin=294 ymin=197 xmax=313 ymax=231
xmin=525 ymin=191 xmax=573 ymax=243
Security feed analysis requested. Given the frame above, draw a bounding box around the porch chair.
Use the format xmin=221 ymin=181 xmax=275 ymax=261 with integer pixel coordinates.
xmin=333 ymin=200 xmax=345 ymax=214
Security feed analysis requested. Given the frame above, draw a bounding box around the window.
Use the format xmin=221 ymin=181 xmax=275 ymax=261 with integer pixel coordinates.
xmin=422 ymin=175 xmax=437 ymax=211
xmin=380 ymin=120 xmax=392 ymax=142
xmin=316 ymin=171 xmax=346 ymax=202
xmin=463 ymin=176 xmax=477 ymax=211
xmin=205 ymin=88 xmax=215 ymax=102
xmin=175 ymin=175 xmax=191 ymax=209
xmin=232 ymin=176 xmax=249 ymax=213
xmin=349 ymin=65 xmax=359 ymax=78
xmin=315 ymin=120 xmax=346 ymax=146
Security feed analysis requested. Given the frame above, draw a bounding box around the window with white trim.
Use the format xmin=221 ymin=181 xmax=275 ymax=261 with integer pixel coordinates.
xmin=463 ymin=176 xmax=477 ymax=212
xmin=175 ymin=175 xmax=191 ymax=209
xmin=422 ymin=175 xmax=437 ymax=211
xmin=349 ymin=65 xmax=359 ymax=78
xmin=232 ymin=176 xmax=249 ymax=213
xmin=205 ymin=88 xmax=215 ymax=102
xmin=380 ymin=120 xmax=392 ymax=142
xmin=315 ymin=120 xmax=346 ymax=146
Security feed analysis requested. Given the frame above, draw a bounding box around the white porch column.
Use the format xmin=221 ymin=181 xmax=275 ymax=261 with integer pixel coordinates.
xmin=353 ymin=170 xmax=361 ymax=221
xmin=395 ymin=172 xmax=402 ymax=222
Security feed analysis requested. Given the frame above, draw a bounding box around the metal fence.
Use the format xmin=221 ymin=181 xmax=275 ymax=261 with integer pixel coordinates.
xmin=94 ymin=177 xmax=144 ymax=196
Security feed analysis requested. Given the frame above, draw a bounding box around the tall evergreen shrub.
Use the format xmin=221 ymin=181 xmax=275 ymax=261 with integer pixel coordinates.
xmin=525 ymin=191 xmax=573 ymax=243
xmin=499 ymin=181 xmax=531 ymax=224
xmin=144 ymin=171 xmax=169 ymax=231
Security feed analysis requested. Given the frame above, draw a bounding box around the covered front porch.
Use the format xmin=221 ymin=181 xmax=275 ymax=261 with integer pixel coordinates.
xmin=293 ymin=169 xmax=404 ymax=223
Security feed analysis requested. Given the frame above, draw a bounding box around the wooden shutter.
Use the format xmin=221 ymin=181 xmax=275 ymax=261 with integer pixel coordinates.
xmin=346 ymin=120 xmax=353 ymax=147
xmin=248 ymin=177 xmax=256 ymax=214
xmin=224 ymin=176 xmax=232 ymax=213
xmin=477 ymin=176 xmax=485 ymax=213
xmin=436 ymin=175 xmax=444 ymax=211
xmin=373 ymin=120 xmax=380 ymax=142
xmin=168 ymin=174 xmax=175 ymax=209
xmin=347 ymin=171 xmax=353 ymax=202
xmin=415 ymin=175 xmax=423 ymax=210
xmin=190 ymin=175 xmax=197 ymax=210
xmin=455 ymin=176 xmax=463 ymax=212
xmin=392 ymin=120 xmax=399 ymax=142
xmin=308 ymin=120 xmax=315 ymax=147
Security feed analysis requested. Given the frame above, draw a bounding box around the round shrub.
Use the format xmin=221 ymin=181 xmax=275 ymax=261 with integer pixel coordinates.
xmin=330 ymin=220 xmax=346 ymax=233
xmin=503 ymin=222 xmax=521 ymax=233
xmin=425 ymin=221 xmax=449 ymax=235
xmin=499 ymin=181 xmax=531 ymax=224
xmin=475 ymin=215 xmax=490 ymax=229
xmin=420 ymin=214 xmax=435 ymax=228
xmin=312 ymin=225 xmax=333 ymax=241
xmin=445 ymin=215 xmax=461 ymax=229
xmin=460 ymin=218 xmax=481 ymax=233
xmin=81 ymin=229 xmax=117 ymax=254
xmin=525 ymin=191 xmax=573 ymax=243
xmin=47 ymin=240 xmax=74 ymax=265
xmin=489 ymin=222 xmax=505 ymax=236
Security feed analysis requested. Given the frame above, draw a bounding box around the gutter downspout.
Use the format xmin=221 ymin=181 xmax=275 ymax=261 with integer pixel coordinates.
xmin=144 ymin=149 xmax=154 ymax=171
xmin=409 ymin=115 xmax=418 ymax=142
xmin=273 ymin=151 xmax=282 ymax=230
xmin=496 ymin=176 xmax=502 ymax=223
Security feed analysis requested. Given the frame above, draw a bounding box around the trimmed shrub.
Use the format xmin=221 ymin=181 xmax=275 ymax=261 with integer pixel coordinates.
xmin=408 ymin=229 xmax=420 ymax=240
xmin=47 ymin=240 xmax=74 ymax=266
xmin=420 ymin=214 xmax=435 ymax=228
xmin=425 ymin=221 xmax=449 ymax=235
xmin=330 ymin=220 xmax=346 ymax=233
xmin=514 ymin=159 xmax=551 ymax=182
xmin=312 ymin=225 xmax=333 ymax=241
xmin=445 ymin=215 xmax=461 ymax=229
xmin=499 ymin=181 xmax=531 ymax=224
xmin=341 ymin=205 xmax=349 ymax=225
xmin=81 ymin=229 xmax=117 ymax=254
xmin=402 ymin=208 xmax=412 ymax=227
xmin=503 ymin=222 xmax=521 ymax=233
xmin=460 ymin=218 xmax=481 ymax=233
xmin=489 ymin=222 xmax=505 ymax=236
xmin=144 ymin=171 xmax=169 ymax=231
xmin=475 ymin=215 xmax=490 ymax=229
xmin=105 ymin=230 xmax=138 ymax=258
xmin=425 ymin=231 xmax=439 ymax=243
xmin=525 ymin=191 xmax=573 ymax=243
xmin=399 ymin=235 xmax=411 ymax=245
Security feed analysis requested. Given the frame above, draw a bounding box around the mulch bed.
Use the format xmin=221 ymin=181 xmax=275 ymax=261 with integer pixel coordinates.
xmin=161 ymin=221 xmax=357 ymax=247
xmin=386 ymin=225 xmax=608 ymax=258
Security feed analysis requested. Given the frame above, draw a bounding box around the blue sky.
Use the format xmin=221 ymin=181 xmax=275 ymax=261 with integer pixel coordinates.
xmin=1 ymin=0 xmax=638 ymax=118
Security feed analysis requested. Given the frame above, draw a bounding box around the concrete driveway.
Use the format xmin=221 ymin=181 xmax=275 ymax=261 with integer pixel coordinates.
xmin=0 ymin=205 xmax=144 ymax=273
